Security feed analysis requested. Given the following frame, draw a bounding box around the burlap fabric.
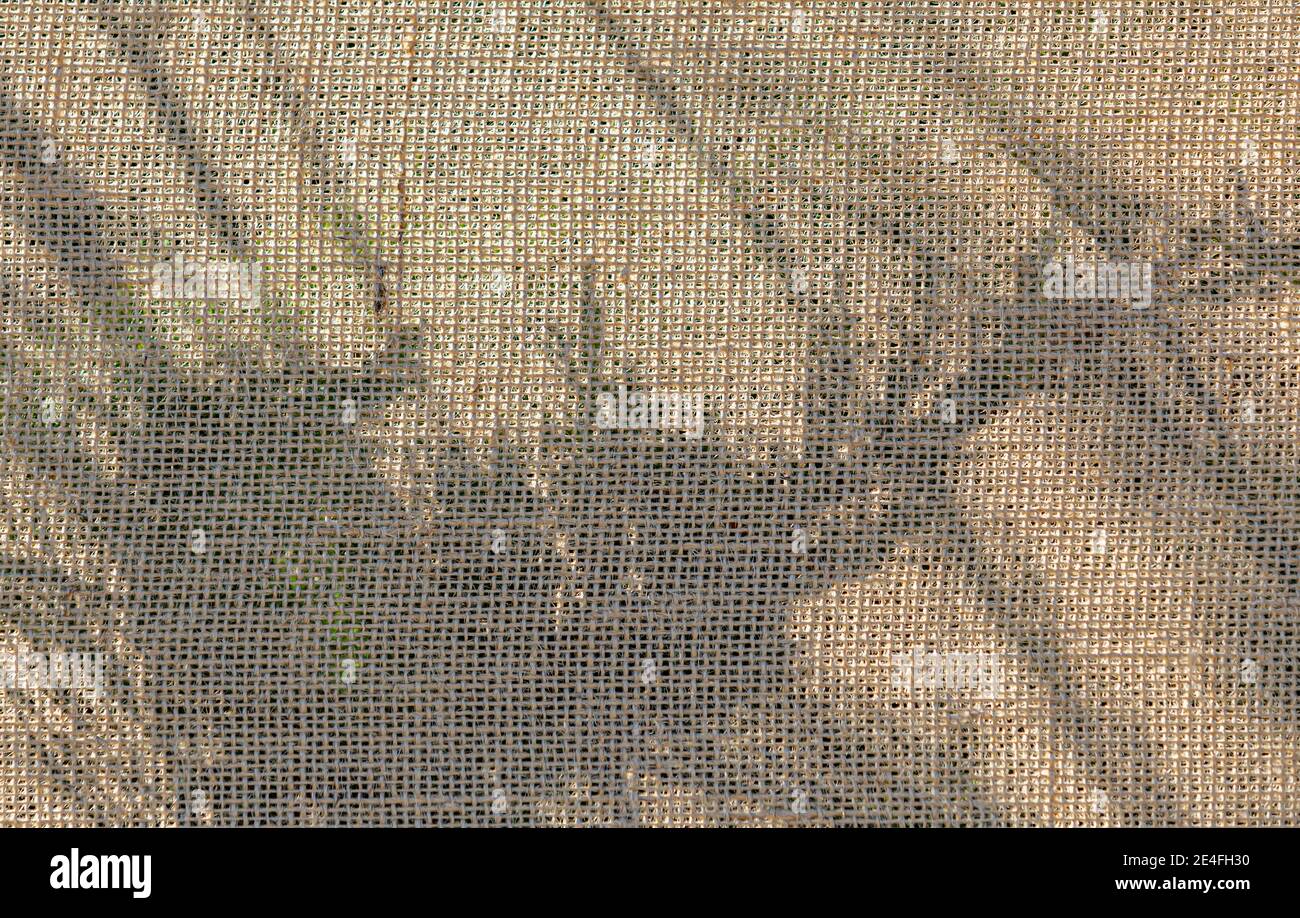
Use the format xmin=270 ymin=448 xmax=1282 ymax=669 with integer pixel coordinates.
xmin=1 ymin=1 xmax=1297 ymax=826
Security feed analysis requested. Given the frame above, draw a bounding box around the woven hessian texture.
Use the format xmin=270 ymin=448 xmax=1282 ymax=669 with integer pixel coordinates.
xmin=0 ymin=0 xmax=1298 ymax=826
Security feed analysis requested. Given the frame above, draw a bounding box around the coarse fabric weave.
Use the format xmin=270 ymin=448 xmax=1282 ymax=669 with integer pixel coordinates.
xmin=1 ymin=0 xmax=1298 ymax=826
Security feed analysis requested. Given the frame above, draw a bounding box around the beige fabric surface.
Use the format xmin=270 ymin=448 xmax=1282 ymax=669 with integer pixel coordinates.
xmin=0 ymin=0 xmax=1297 ymax=825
